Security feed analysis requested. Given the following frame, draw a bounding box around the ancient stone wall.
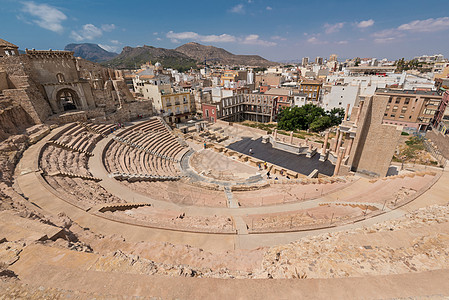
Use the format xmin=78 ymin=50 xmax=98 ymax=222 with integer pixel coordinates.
xmin=0 ymin=71 xmax=8 ymax=91
xmin=0 ymin=56 xmax=53 ymax=123
xmin=348 ymin=95 xmax=401 ymax=177
xmin=0 ymin=105 xmax=34 ymax=141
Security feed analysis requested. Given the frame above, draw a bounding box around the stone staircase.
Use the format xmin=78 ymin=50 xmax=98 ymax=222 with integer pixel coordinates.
xmin=47 ymin=171 xmax=102 ymax=182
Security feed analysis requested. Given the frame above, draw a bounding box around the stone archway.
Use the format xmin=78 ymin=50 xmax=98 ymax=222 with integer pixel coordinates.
xmin=56 ymin=88 xmax=80 ymax=112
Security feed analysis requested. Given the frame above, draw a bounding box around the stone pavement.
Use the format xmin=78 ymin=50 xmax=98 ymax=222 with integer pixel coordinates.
xmin=6 ymin=243 xmax=449 ymax=299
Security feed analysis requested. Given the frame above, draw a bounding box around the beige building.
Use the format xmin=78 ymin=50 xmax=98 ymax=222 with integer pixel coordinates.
xmin=376 ymin=89 xmax=442 ymax=131
xmin=136 ymin=82 xmax=193 ymax=123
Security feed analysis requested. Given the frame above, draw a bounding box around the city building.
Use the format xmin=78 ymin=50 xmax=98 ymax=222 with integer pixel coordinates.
xmin=434 ymin=90 xmax=449 ymax=133
xmin=299 ymin=80 xmax=322 ymax=102
xmin=301 ymin=57 xmax=309 ymax=66
xmin=329 ymin=54 xmax=338 ymax=62
xmin=376 ymin=89 xmax=442 ymax=131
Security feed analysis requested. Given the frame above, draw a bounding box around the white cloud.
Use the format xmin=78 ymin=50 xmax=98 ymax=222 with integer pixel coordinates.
xmin=156 ymin=37 xmax=162 ymax=41
xmin=324 ymin=22 xmax=345 ymax=34
xmin=230 ymin=4 xmax=245 ymax=14
xmin=398 ymin=17 xmax=449 ymax=32
xmin=371 ymin=16 xmax=449 ymax=43
xmin=271 ymin=35 xmax=287 ymax=41
xmin=266 ymin=6 xmax=273 ymax=11
xmin=98 ymin=44 xmax=120 ymax=53
xmin=70 ymin=24 xmax=103 ymax=41
xmin=374 ymin=37 xmax=396 ymax=44
xmin=337 ymin=40 xmax=348 ymax=44
xmin=356 ymin=19 xmax=374 ymax=28
xmin=166 ymin=31 xmax=275 ymax=46
xmin=21 ymin=1 xmax=67 ymax=33
xmin=153 ymin=32 xmax=158 ymax=35
xmin=166 ymin=31 xmax=236 ymax=43
xmin=307 ymin=36 xmax=327 ymax=45
xmin=101 ymin=24 xmax=116 ymax=32
xmin=241 ymin=34 xmax=276 ymax=46
xmin=110 ymin=40 xmax=120 ymax=45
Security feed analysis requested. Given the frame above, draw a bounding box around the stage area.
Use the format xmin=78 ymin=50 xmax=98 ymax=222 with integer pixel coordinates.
xmin=227 ymin=137 xmax=335 ymax=176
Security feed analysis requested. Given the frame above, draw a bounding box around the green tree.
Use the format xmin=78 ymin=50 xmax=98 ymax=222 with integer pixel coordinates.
xmin=310 ymin=115 xmax=332 ymax=132
xmin=277 ymin=104 xmax=326 ymax=131
xmin=327 ymin=107 xmax=345 ymax=126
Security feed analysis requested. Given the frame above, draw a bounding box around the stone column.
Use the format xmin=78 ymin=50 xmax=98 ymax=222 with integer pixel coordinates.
xmin=290 ymin=131 xmax=294 ymax=144
xmin=322 ymin=132 xmax=329 ymax=155
xmin=274 ymin=129 xmax=277 ymax=140
xmin=333 ymin=129 xmax=340 ymax=152
xmin=345 ymin=137 xmax=354 ymax=157
xmin=336 ymin=130 xmax=344 ymax=151
xmin=333 ymin=147 xmax=345 ymax=176
xmin=355 ymin=101 xmax=364 ymax=126
xmin=344 ymin=103 xmax=350 ymax=121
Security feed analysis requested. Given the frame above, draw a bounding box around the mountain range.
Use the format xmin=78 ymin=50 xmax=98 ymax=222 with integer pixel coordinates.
xmin=175 ymin=42 xmax=276 ymax=67
xmin=65 ymin=43 xmax=118 ymax=63
xmin=64 ymin=42 xmax=276 ymax=69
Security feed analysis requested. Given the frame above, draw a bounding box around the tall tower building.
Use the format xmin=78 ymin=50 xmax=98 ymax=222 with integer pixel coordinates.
xmin=315 ymin=56 xmax=323 ymax=65
xmin=301 ymin=57 xmax=309 ymax=66
xmin=329 ymin=54 xmax=338 ymax=62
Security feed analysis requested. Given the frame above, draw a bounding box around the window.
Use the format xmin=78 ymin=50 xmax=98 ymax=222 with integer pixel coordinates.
xmin=399 ymin=115 xmax=404 ymax=118
xmin=395 ymin=97 xmax=401 ymax=104
xmin=56 ymin=73 xmax=65 ymax=83
xmin=391 ymin=114 xmax=395 ymax=117
xmin=388 ymin=98 xmax=392 ymax=103
xmin=212 ymin=109 xmax=215 ymax=114
xmin=386 ymin=105 xmax=390 ymax=110
xmin=405 ymin=98 xmax=410 ymax=104
xmin=205 ymin=109 xmax=209 ymax=117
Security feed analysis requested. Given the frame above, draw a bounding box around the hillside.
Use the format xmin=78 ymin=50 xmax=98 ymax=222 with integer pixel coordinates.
xmin=175 ymin=42 xmax=276 ymax=67
xmin=102 ymin=45 xmax=197 ymax=71
xmin=64 ymin=43 xmax=118 ymax=63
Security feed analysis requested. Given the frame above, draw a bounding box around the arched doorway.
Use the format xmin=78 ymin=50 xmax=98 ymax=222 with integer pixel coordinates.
xmin=56 ymin=89 xmax=80 ymax=111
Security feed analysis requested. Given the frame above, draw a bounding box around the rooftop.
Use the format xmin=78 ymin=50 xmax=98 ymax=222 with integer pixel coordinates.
xmin=0 ymin=38 xmax=18 ymax=48
xmin=376 ymin=88 xmax=442 ymax=97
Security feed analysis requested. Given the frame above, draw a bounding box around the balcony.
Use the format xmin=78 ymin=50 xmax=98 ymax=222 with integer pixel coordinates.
xmin=175 ymin=101 xmax=180 ymax=105
xmin=166 ymin=103 xmax=172 ymax=107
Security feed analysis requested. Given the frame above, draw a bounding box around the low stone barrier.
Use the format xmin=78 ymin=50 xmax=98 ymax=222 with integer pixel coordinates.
xmin=48 ymin=140 xmax=94 ymax=156
xmin=111 ymin=172 xmax=181 ymax=182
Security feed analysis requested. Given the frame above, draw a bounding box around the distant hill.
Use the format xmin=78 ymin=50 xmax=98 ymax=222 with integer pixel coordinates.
xmin=101 ymin=45 xmax=197 ymax=71
xmin=64 ymin=43 xmax=118 ymax=63
xmin=175 ymin=42 xmax=276 ymax=67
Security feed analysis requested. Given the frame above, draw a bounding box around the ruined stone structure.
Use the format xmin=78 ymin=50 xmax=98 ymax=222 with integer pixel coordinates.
xmin=339 ymin=94 xmax=402 ymax=177
xmin=0 ymin=38 xmax=152 ymax=136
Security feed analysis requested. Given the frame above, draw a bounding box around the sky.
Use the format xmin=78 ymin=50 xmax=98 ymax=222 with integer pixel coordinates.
xmin=1 ymin=0 xmax=449 ymax=62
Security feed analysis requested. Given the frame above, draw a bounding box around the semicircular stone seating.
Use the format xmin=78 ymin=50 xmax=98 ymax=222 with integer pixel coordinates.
xmin=39 ymin=122 xmax=125 ymax=210
xmin=104 ymin=118 xmax=188 ymax=181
